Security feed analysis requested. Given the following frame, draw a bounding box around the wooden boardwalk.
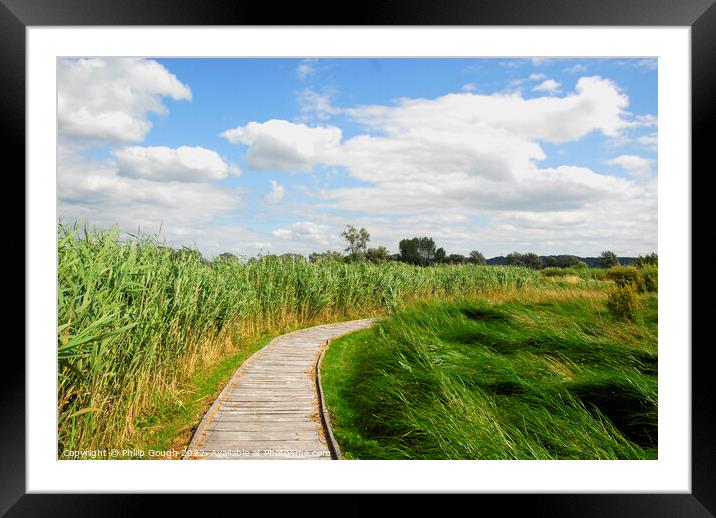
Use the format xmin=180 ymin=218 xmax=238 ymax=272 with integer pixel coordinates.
xmin=184 ymin=319 xmax=375 ymax=460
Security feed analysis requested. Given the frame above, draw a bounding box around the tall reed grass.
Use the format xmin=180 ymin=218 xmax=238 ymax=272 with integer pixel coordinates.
xmin=57 ymin=223 xmax=541 ymax=453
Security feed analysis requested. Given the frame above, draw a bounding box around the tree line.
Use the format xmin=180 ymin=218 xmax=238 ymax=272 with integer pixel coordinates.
xmin=206 ymin=225 xmax=657 ymax=269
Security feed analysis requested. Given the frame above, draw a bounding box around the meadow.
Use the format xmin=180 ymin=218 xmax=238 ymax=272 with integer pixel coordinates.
xmin=321 ymin=281 xmax=658 ymax=459
xmin=57 ymin=224 xmax=541 ymax=455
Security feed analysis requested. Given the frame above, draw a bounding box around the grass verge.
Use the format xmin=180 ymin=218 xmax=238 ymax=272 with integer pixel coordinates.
xmin=321 ymin=291 xmax=657 ymax=460
xmin=118 ymin=334 xmax=273 ymax=459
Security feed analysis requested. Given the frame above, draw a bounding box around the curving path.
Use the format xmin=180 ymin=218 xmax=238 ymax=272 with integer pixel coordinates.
xmin=184 ymin=319 xmax=375 ymax=460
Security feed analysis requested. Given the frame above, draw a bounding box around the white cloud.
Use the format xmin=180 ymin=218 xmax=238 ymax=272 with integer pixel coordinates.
xmin=296 ymin=59 xmax=318 ymax=80
xmin=229 ymin=163 xmax=242 ymax=176
xmin=113 ymin=146 xmax=229 ymax=182
xmin=346 ymin=76 xmax=632 ymax=142
xmin=532 ymin=79 xmax=561 ymax=93
xmin=631 ymin=114 xmax=658 ymax=128
xmin=606 ymin=155 xmax=654 ymax=178
xmin=221 ymin=119 xmax=342 ymax=172
xmin=528 ymin=73 xmax=546 ymax=81
xmin=461 ymin=83 xmax=478 ymax=92
xmin=264 ymin=180 xmax=285 ymax=204
xmin=226 ymin=77 xmax=648 ymax=217
xmin=57 ymin=146 xmax=242 ymax=244
xmin=636 ymin=133 xmax=658 ymax=150
xmin=58 ymin=58 xmax=191 ymax=143
xmin=272 ymin=221 xmax=330 ymax=244
xmin=297 ymin=87 xmax=340 ymax=120
xmin=617 ymin=58 xmax=657 ymax=71
xmin=564 ymin=64 xmax=588 ymax=74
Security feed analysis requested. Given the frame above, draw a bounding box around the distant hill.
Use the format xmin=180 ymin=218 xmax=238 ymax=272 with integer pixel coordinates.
xmin=486 ymin=256 xmax=636 ymax=268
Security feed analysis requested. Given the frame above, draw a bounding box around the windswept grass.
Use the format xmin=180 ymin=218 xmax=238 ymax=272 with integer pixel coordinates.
xmin=57 ymin=223 xmax=541 ymax=454
xmin=321 ymin=292 xmax=657 ymax=459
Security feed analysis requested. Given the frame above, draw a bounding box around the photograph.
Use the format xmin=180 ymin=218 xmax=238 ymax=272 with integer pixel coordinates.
xmin=56 ymin=56 xmax=660 ymax=462
xmin=12 ymin=12 xmax=704 ymax=509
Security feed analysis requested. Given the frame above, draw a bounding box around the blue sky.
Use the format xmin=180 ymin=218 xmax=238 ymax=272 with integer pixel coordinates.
xmin=57 ymin=57 xmax=657 ymax=258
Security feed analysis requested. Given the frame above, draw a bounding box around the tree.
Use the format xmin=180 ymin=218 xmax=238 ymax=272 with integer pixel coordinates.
xmin=599 ymin=250 xmax=619 ymax=268
xmin=505 ymin=252 xmax=525 ymax=266
xmin=522 ymin=252 xmax=542 ymax=270
xmin=399 ymin=238 xmax=420 ymax=265
xmin=469 ymin=250 xmax=486 ymax=265
xmin=506 ymin=252 xmax=541 ymax=269
xmin=398 ymin=237 xmax=437 ymax=266
xmin=216 ymin=252 xmax=239 ymax=263
xmin=544 ymin=256 xmax=559 ymax=268
xmin=633 ymin=253 xmax=658 ymax=267
xmin=366 ymin=246 xmax=391 ymax=263
xmin=447 ymin=253 xmax=468 ymax=264
xmin=556 ymin=255 xmax=581 ymax=268
xmin=341 ymin=225 xmax=370 ymax=257
xmin=417 ymin=237 xmax=437 ymax=265
xmin=435 ymin=247 xmax=447 ymax=264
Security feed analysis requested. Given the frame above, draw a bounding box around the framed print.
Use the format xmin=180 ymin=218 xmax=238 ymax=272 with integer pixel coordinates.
xmin=9 ymin=0 xmax=710 ymax=514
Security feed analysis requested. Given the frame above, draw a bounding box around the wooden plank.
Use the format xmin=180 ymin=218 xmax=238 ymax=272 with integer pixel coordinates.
xmin=198 ymin=440 xmax=329 ymax=450
xmin=211 ymin=415 xmax=317 ymax=422
xmin=190 ymin=453 xmax=331 ymax=460
xmin=207 ymin=423 xmax=319 ymax=432
xmin=202 ymin=431 xmax=322 ymax=441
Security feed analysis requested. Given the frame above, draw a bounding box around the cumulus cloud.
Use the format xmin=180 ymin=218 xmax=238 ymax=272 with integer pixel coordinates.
xmin=264 ymin=180 xmax=286 ymax=204
xmin=223 ymin=77 xmax=650 ymax=218
xmin=221 ymin=119 xmax=342 ymax=172
xmin=532 ymin=79 xmax=561 ymax=93
xmin=58 ymin=58 xmax=191 ymax=143
xmin=606 ymin=154 xmax=654 ymax=178
xmin=57 ymin=146 xmax=242 ymax=241
xmin=272 ymin=221 xmax=330 ymax=244
xmin=345 ymin=77 xmax=632 ymax=142
xmin=528 ymin=73 xmax=546 ymax=81
xmin=113 ymin=146 xmax=229 ymax=182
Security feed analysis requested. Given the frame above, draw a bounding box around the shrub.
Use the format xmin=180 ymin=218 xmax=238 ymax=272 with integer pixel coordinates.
xmin=607 ymin=265 xmax=641 ymax=288
xmin=606 ymin=265 xmax=657 ymax=293
xmin=606 ymin=283 xmax=639 ymax=322
xmin=633 ymin=253 xmax=658 ymax=268
xmin=590 ymin=269 xmax=610 ymax=281
xmin=639 ymin=264 xmax=658 ymax=293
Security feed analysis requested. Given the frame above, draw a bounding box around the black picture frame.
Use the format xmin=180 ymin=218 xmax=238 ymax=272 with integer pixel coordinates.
xmin=8 ymin=0 xmax=710 ymax=514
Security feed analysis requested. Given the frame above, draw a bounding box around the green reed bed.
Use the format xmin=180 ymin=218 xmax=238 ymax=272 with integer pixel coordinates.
xmin=321 ymin=292 xmax=657 ymax=459
xmin=57 ymin=224 xmax=540 ymax=454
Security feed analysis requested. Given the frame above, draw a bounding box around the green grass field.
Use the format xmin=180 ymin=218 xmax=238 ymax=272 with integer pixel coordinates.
xmin=321 ymin=288 xmax=658 ymax=459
